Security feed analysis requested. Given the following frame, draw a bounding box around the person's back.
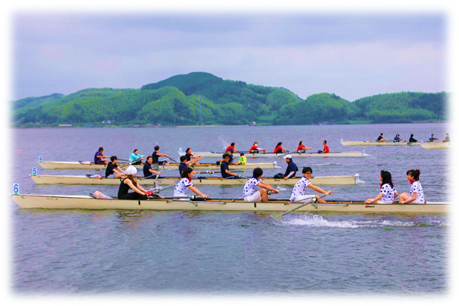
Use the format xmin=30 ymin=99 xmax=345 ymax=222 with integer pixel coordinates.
xmin=220 ymin=160 xmax=231 ymax=178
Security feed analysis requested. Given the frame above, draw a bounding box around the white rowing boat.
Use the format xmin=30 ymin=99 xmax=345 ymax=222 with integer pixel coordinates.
xmin=421 ymin=142 xmax=451 ymax=149
xmin=30 ymin=174 xmax=364 ymax=186
xmin=180 ymin=151 xmax=369 ymax=158
xmin=11 ymin=194 xmax=448 ymax=214
xmin=341 ymin=141 xmax=422 ymax=146
xmin=37 ymin=161 xmax=278 ymax=170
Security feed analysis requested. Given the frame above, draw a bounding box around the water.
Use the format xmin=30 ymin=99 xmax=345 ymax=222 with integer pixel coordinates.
xmin=10 ymin=123 xmax=450 ymax=295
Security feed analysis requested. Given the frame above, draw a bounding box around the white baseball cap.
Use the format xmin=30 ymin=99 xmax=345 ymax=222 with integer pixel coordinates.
xmin=283 ymin=155 xmax=292 ymax=159
xmin=125 ymin=165 xmax=137 ymax=175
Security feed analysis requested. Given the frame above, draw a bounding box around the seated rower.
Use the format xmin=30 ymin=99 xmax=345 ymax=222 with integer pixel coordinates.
xmin=376 ymin=133 xmax=388 ymax=142
xmin=427 ymin=134 xmax=439 ymax=142
xmin=152 ymin=145 xmax=170 ymax=166
xmin=393 ymin=134 xmax=403 ymax=142
xmin=290 ymin=167 xmax=332 ymax=203
xmin=237 ymin=152 xmax=246 ymax=165
xmin=179 ymin=155 xmax=188 ymax=176
xmin=318 ymin=140 xmax=330 ymax=154
xmin=221 ymin=153 xmax=239 ymax=178
xmin=173 ymin=167 xmax=209 ymax=198
xmin=105 ymin=156 xmax=126 ymax=179
xmin=249 ymin=141 xmax=266 ymax=153
xmin=185 ymin=148 xmax=203 ymax=166
xmin=443 ymin=133 xmax=450 ymax=142
xmin=399 ymin=169 xmax=425 ymax=204
xmin=409 ymin=134 xmax=417 ymax=143
xmin=273 ymin=142 xmax=288 ymax=154
xmin=226 ymin=142 xmax=239 ymax=153
xmin=143 ymin=156 xmax=161 ymax=179
xmin=242 ymin=167 xmax=280 ymax=203
xmin=364 ymin=170 xmax=399 ymax=204
xmin=118 ymin=165 xmax=153 ymax=200
xmin=129 ymin=149 xmax=145 ymax=165
xmin=297 ymin=141 xmax=312 ymax=153
xmin=283 ymin=155 xmax=298 ymax=180
xmin=94 ymin=147 xmax=109 ymax=165
xmin=218 ymin=150 xmax=235 ymax=164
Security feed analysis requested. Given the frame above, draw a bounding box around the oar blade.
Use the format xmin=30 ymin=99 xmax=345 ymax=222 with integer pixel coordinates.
xmin=270 ymin=213 xmax=284 ymax=222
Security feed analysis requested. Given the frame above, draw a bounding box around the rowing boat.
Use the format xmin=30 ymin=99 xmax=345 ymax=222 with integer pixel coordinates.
xmin=421 ymin=142 xmax=451 ymax=149
xmin=11 ymin=194 xmax=448 ymax=214
xmin=37 ymin=161 xmax=279 ymax=170
xmin=341 ymin=141 xmax=421 ymax=146
xmin=30 ymin=174 xmax=364 ymax=186
xmin=180 ymin=151 xmax=369 ymax=158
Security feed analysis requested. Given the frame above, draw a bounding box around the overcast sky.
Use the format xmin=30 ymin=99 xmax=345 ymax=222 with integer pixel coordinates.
xmin=13 ymin=13 xmax=445 ymax=101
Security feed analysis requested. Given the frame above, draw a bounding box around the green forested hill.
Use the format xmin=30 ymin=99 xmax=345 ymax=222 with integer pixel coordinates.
xmin=13 ymin=72 xmax=447 ymax=126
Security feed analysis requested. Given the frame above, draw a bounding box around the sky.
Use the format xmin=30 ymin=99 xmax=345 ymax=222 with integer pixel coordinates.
xmin=13 ymin=13 xmax=446 ymax=101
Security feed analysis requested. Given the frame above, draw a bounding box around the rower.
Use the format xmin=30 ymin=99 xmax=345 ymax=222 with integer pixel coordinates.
xmin=443 ymin=133 xmax=450 ymax=142
xmin=290 ymin=167 xmax=332 ymax=203
xmin=409 ymin=134 xmax=418 ymax=143
xmin=242 ymin=167 xmax=280 ymax=203
xmin=94 ymin=147 xmax=109 ymax=165
xmin=364 ymin=170 xmax=399 ymax=204
xmin=249 ymin=141 xmax=266 ymax=153
xmin=129 ymin=149 xmax=145 ymax=165
xmin=376 ymin=133 xmax=388 ymax=142
xmin=179 ymin=155 xmax=188 ymax=176
xmin=273 ymin=142 xmax=288 ymax=154
xmin=399 ymin=169 xmax=425 ymax=204
xmin=173 ymin=167 xmax=209 ymax=198
xmin=221 ymin=153 xmax=239 ymax=178
xmin=185 ymin=148 xmax=203 ymax=166
xmin=393 ymin=134 xmax=403 ymax=142
xmin=318 ymin=140 xmax=330 ymax=154
xmin=118 ymin=165 xmax=153 ymax=200
xmin=105 ymin=156 xmax=126 ymax=179
xmin=143 ymin=156 xmax=161 ymax=179
xmin=237 ymin=152 xmax=246 ymax=165
xmin=152 ymin=145 xmax=170 ymax=166
xmin=283 ymin=154 xmax=298 ymax=180
xmin=226 ymin=142 xmax=239 ymax=153
xmin=297 ymin=141 xmax=312 ymax=153
xmin=428 ymin=134 xmax=439 ymax=142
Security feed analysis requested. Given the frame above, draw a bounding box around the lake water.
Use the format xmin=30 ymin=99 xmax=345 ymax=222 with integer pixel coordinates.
xmin=10 ymin=123 xmax=450 ymax=296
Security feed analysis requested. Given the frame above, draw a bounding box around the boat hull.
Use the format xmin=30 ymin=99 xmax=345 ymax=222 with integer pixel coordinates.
xmin=30 ymin=174 xmax=362 ymax=186
xmin=11 ymin=194 xmax=448 ymax=214
xmin=37 ymin=161 xmax=278 ymax=170
xmin=421 ymin=142 xmax=451 ymax=149
xmin=183 ymin=151 xmax=369 ymax=158
xmin=341 ymin=141 xmax=421 ymax=146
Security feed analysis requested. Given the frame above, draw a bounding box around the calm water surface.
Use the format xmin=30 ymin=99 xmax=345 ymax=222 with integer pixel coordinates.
xmin=11 ymin=123 xmax=450 ymax=295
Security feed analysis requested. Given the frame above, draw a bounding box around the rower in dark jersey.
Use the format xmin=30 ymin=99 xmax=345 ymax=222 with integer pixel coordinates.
xmin=220 ymin=153 xmax=239 ymax=178
xmin=152 ymin=146 xmax=170 ymax=166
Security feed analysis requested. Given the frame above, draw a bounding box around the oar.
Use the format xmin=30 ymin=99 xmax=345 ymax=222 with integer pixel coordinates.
xmin=154 ymin=184 xmax=175 ymax=194
xmin=168 ymin=157 xmax=178 ymax=163
xmin=278 ymin=151 xmax=291 ymax=158
xmin=270 ymin=193 xmax=329 ymax=222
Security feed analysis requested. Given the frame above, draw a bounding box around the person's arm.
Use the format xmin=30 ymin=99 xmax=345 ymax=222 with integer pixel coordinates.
xmin=149 ymin=169 xmax=161 ymax=175
xmin=114 ymin=167 xmax=125 ymax=175
xmin=225 ymin=169 xmax=237 ymax=176
xmin=125 ymin=179 xmax=147 ymax=195
xmin=401 ymin=192 xmax=417 ymax=204
xmin=189 ymin=185 xmax=209 ymax=198
xmin=284 ymin=171 xmax=295 ymax=179
xmin=257 ymin=181 xmax=280 ymax=193
xmin=308 ymin=183 xmax=332 ymax=195
xmin=394 ymin=191 xmax=399 ymax=199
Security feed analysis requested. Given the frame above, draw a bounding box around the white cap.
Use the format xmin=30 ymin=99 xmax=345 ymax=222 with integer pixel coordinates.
xmin=283 ymin=155 xmax=292 ymax=159
xmin=125 ymin=165 xmax=137 ymax=175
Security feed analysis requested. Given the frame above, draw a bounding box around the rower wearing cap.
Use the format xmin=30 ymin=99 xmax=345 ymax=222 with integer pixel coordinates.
xmin=226 ymin=142 xmax=239 ymax=153
xmin=297 ymin=141 xmax=312 ymax=153
xmin=249 ymin=142 xmax=266 ymax=153
xmin=143 ymin=156 xmax=161 ymax=179
xmin=152 ymin=146 xmax=170 ymax=166
xmin=129 ymin=149 xmax=145 ymax=165
xmin=393 ymin=134 xmax=403 ymax=142
xmin=242 ymin=167 xmax=280 ymax=203
xmin=283 ymin=155 xmax=298 ymax=180
xmin=173 ymin=167 xmax=209 ymax=198
xmin=94 ymin=147 xmax=109 ymax=165
xmin=118 ymin=165 xmax=153 ymax=200
xmin=376 ymin=133 xmax=388 ymax=142
xmin=105 ymin=156 xmax=125 ymax=179
xmin=427 ymin=134 xmax=439 ymax=142
xmin=221 ymin=153 xmax=239 ymax=178
xmin=273 ymin=142 xmax=288 ymax=154
xmin=184 ymin=148 xmax=203 ymax=166
xmin=290 ymin=167 xmax=332 ymax=203
xmin=237 ymin=152 xmax=246 ymax=165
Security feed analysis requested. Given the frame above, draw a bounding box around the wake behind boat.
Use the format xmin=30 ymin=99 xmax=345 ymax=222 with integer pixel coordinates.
xmin=30 ymin=174 xmax=364 ymax=186
xmin=178 ymin=151 xmax=369 ymax=158
xmin=11 ymin=194 xmax=448 ymax=214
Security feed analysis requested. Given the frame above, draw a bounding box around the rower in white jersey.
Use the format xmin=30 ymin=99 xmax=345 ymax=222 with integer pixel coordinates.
xmin=399 ymin=169 xmax=425 ymax=204
xmin=290 ymin=167 xmax=332 ymax=203
xmin=173 ymin=167 xmax=209 ymax=198
xmin=242 ymin=167 xmax=280 ymax=202
xmin=364 ymin=170 xmax=399 ymax=204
